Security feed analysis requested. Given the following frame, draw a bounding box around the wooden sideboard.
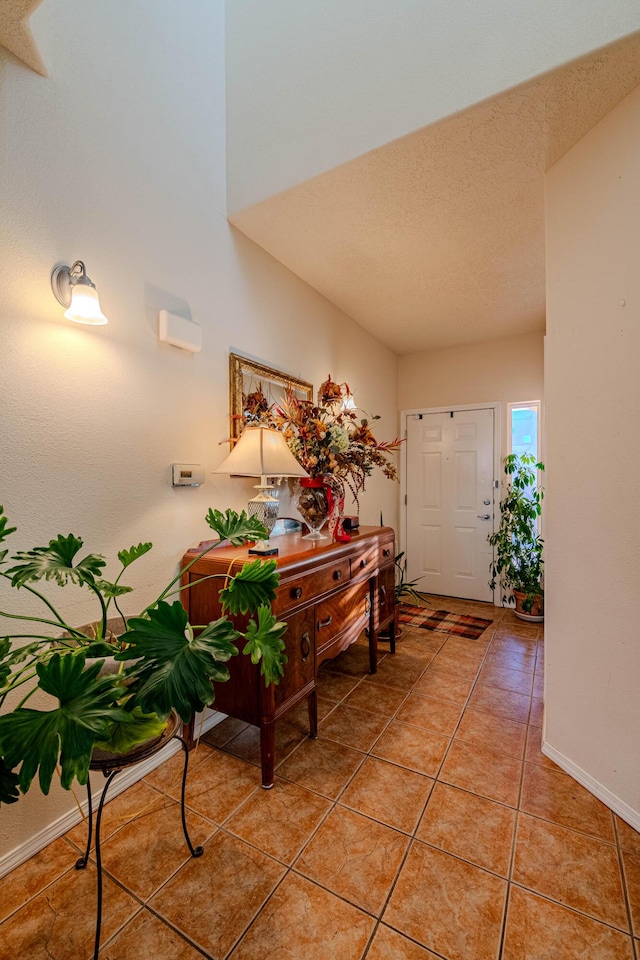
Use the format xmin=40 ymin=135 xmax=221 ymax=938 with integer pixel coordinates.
xmin=181 ymin=525 xmax=396 ymax=787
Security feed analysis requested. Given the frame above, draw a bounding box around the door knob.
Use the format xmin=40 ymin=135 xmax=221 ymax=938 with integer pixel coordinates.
xmin=477 ymin=514 xmax=491 ymax=520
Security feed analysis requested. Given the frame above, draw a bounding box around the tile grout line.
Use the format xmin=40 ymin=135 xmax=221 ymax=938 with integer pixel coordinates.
xmin=506 ymin=881 xmax=637 ymax=939
xmin=613 ymin=812 xmax=640 ymax=958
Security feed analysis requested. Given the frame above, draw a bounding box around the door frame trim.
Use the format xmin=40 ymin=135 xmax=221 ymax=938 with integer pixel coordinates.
xmin=399 ymin=402 xmax=502 ymax=607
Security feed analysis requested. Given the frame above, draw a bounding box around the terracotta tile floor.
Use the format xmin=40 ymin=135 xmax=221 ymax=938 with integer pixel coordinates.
xmin=2 ymin=598 xmax=639 ymax=960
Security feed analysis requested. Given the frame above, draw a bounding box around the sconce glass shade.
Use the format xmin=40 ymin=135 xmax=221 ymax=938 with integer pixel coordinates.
xmin=51 ymin=260 xmax=108 ymax=325
xmin=214 ymin=426 xmax=308 ymax=555
xmin=64 ymin=282 xmax=108 ymax=325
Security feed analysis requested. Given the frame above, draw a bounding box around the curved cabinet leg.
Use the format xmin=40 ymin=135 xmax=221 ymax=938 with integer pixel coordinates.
xmin=260 ymin=720 xmax=275 ymax=789
xmin=389 ymin=613 xmax=396 ymax=655
xmin=308 ymin=689 xmax=318 ymax=739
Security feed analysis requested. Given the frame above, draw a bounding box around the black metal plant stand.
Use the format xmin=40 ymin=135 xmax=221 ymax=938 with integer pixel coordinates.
xmin=75 ymin=712 xmax=203 ymax=960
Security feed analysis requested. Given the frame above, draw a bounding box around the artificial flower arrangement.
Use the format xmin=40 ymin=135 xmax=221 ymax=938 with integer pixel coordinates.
xmin=272 ymin=375 xmax=402 ymax=500
xmin=237 ymin=374 xmax=402 ymax=538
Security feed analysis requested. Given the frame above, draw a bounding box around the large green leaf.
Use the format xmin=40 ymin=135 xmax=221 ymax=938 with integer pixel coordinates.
xmin=0 ymin=651 xmax=128 ymax=794
xmin=116 ymin=601 xmax=240 ymax=722
xmin=0 ymin=506 xmax=17 ymax=544
xmin=0 ymin=505 xmax=17 ymax=565
xmin=95 ymin=579 xmax=133 ymax=599
xmin=117 ymin=542 xmax=153 ymax=569
xmin=0 ymin=639 xmax=42 ymax=690
xmin=242 ymin=606 xmax=288 ymax=686
xmin=83 ymin=640 xmax=121 ymax=658
xmin=6 ymin=534 xmax=106 ymax=588
xmin=219 ymin=559 xmax=279 ymax=615
xmin=0 ymin=756 xmax=20 ymax=805
xmin=204 ymin=508 xmax=268 ymax=546
xmin=94 ymin=707 xmax=166 ymax=755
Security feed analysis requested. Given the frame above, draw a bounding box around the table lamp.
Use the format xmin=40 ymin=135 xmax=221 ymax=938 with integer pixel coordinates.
xmin=214 ymin=426 xmax=309 ymax=555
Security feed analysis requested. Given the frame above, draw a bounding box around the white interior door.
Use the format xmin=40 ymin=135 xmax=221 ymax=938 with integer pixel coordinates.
xmin=405 ymin=408 xmax=495 ymax=601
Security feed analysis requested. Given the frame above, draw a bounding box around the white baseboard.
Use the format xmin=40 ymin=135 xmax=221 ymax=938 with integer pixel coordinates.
xmin=542 ymin=739 xmax=640 ymax=834
xmin=0 ymin=710 xmax=226 ymax=879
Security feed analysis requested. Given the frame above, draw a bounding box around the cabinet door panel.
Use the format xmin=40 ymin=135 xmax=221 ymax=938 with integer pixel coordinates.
xmin=274 ymin=607 xmax=315 ymax=708
xmin=376 ymin=564 xmax=395 ymax=629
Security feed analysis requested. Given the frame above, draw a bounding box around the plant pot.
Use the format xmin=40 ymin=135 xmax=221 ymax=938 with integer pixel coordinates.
xmin=89 ymin=710 xmax=178 ymax=773
xmin=513 ymin=590 xmax=544 ymax=622
xmin=60 ymin=618 xmax=128 ymax=676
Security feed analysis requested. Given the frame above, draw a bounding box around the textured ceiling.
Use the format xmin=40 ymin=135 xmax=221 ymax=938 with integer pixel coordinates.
xmin=0 ymin=0 xmax=46 ymax=75
xmin=231 ymin=34 xmax=640 ymax=355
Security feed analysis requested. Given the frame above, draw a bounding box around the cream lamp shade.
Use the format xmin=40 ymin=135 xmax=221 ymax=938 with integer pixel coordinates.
xmin=214 ymin=426 xmax=308 ymax=555
xmin=215 ymin=426 xmax=308 ymax=479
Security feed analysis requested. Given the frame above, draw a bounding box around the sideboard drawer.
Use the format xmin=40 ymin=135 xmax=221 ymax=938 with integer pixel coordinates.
xmin=272 ymin=557 xmax=352 ymax=615
xmin=348 ymin=536 xmax=393 ymax=578
xmin=315 ymin=578 xmax=370 ymax=656
xmin=379 ymin=541 xmax=394 ymax=565
xmin=350 ymin=544 xmax=378 ymax=578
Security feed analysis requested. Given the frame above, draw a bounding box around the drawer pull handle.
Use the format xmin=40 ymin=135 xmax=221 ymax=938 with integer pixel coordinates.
xmin=380 ymin=585 xmax=387 ymax=600
xmin=361 ymin=558 xmax=368 ymax=568
xmin=318 ymin=614 xmax=333 ymax=630
xmin=383 ymin=548 xmax=391 ymax=558
xmin=301 ymin=632 xmax=311 ymax=662
xmin=333 ymin=569 xmax=343 ymax=581
xmin=291 ymin=587 xmax=303 ymax=599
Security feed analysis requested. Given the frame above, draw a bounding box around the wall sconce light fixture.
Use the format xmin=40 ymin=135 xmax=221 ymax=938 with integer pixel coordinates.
xmin=51 ymin=260 xmax=108 ymax=325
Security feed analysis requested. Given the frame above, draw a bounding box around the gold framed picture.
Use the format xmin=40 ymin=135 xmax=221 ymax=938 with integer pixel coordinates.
xmin=229 ymin=353 xmax=313 ymax=443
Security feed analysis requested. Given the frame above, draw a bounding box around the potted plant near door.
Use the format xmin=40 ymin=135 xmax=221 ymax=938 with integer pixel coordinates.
xmin=488 ymin=452 xmax=545 ymax=621
xmin=380 ymin=551 xmax=426 ymax=640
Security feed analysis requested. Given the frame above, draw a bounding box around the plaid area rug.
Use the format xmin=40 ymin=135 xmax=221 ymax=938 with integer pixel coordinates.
xmin=399 ymin=604 xmax=493 ymax=640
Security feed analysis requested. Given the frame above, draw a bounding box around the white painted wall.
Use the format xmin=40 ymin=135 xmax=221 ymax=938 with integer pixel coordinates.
xmin=545 ymin=85 xmax=640 ymax=823
xmin=0 ymin=0 xmax=397 ymax=861
xmin=226 ymin=0 xmax=640 ymax=211
xmin=398 ymin=332 xmax=545 ymax=459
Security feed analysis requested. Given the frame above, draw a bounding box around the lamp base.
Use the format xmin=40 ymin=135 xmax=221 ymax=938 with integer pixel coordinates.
xmin=248 ymin=542 xmax=279 ymax=556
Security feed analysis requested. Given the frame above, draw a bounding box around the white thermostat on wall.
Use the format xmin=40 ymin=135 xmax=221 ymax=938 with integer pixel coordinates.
xmin=171 ymin=463 xmax=205 ymax=487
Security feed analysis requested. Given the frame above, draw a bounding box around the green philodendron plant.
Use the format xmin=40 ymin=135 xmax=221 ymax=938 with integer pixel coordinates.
xmin=488 ymin=453 xmax=545 ymax=614
xmin=0 ymin=505 xmax=288 ymax=806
